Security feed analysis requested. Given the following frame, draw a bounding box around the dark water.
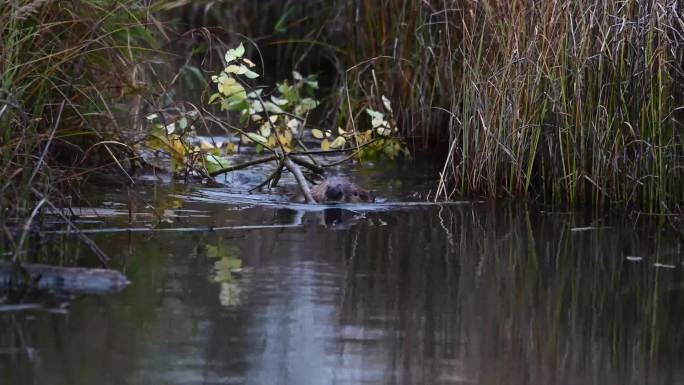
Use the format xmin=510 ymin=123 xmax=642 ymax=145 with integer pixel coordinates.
xmin=2 ymin=164 xmax=684 ymax=385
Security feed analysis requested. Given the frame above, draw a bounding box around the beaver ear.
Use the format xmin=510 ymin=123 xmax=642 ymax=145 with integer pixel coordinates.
xmin=325 ymin=184 xmax=344 ymax=201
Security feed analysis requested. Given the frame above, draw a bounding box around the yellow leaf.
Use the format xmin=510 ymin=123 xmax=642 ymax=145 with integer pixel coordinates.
xmin=330 ymin=136 xmax=346 ymax=149
xmin=218 ymin=77 xmax=246 ymax=101
xmin=311 ymin=129 xmax=324 ymax=139
xmin=200 ymin=140 xmax=215 ymax=153
xmin=170 ymin=137 xmax=187 ymax=161
xmin=267 ymin=135 xmax=276 ymax=148
xmin=277 ymin=129 xmax=293 ymax=146
xmin=226 ymin=142 xmax=237 ymax=154
xmin=321 ymin=138 xmax=330 ymax=151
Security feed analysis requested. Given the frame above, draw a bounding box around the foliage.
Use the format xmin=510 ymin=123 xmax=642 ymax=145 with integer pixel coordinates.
xmin=145 ymin=43 xmax=406 ymax=180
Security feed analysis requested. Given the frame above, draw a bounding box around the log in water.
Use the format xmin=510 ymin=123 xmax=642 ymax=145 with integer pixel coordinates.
xmin=0 ymin=263 xmax=130 ymax=295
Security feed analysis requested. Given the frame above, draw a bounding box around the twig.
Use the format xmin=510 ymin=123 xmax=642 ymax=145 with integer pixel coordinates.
xmin=250 ymin=160 xmax=284 ymax=192
xmin=28 ymin=100 xmax=64 ymax=187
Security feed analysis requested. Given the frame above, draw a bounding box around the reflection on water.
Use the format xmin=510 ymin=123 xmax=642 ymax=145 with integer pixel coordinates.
xmin=2 ymin=195 xmax=684 ymax=384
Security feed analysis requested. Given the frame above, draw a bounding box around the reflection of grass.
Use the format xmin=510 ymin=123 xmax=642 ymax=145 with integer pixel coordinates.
xmin=341 ymin=204 xmax=684 ymax=383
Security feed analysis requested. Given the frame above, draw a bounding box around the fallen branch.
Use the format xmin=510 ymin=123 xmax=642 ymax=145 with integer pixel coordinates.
xmin=1 ymin=262 xmax=130 ymax=295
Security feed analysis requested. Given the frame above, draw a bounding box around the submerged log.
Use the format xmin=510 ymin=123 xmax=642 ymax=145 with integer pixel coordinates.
xmin=0 ymin=263 xmax=131 ymax=295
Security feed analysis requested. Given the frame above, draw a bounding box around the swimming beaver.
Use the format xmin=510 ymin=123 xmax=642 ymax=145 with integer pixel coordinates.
xmin=310 ymin=177 xmax=375 ymax=203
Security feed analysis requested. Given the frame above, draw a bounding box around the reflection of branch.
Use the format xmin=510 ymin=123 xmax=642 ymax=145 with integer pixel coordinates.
xmin=45 ymin=223 xmax=304 ymax=234
xmin=31 ymin=188 xmax=110 ymax=268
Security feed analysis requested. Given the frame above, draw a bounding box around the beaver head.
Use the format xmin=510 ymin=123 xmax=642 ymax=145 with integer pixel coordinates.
xmin=312 ymin=177 xmax=375 ymax=203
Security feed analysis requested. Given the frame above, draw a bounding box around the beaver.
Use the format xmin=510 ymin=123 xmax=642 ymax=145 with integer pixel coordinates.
xmin=310 ymin=177 xmax=375 ymax=203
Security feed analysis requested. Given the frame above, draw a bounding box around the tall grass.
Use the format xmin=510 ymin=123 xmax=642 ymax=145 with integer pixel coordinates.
xmin=338 ymin=0 xmax=684 ymax=211
xmin=0 ymin=1 xmax=172 ymax=258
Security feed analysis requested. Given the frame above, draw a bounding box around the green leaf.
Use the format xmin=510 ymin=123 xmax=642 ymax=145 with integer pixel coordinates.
xmin=204 ymin=155 xmax=232 ymax=174
xmin=382 ymin=95 xmax=392 ymax=112
xmin=218 ymin=77 xmax=246 ymax=100
xmin=260 ymin=123 xmax=271 ymax=137
xmin=305 ymin=79 xmax=319 ymax=90
xmin=366 ymin=108 xmax=384 ymax=119
xmin=178 ymin=117 xmax=188 ymax=130
xmin=247 ymin=132 xmax=268 ymax=145
xmin=208 ymin=93 xmax=221 ymax=104
xmin=247 ymin=89 xmax=263 ymax=98
xmin=371 ymin=117 xmax=387 ymax=128
xmin=264 ymin=102 xmax=285 ymax=114
xmin=271 ymin=96 xmax=288 ymax=106
xmin=287 ymin=118 xmax=300 ymax=132
xmin=295 ymin=98 xmax=318 ymax=115
xmin=244 ymin=69 xmax=260 ymax=79
xmin=225 ymin=43 xmax=245 ymax=63
xmin=226 ymin=64 xmax=246 ymax=74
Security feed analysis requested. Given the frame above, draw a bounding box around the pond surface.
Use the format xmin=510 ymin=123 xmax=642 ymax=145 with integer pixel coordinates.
xmin=2 ymin=160 xmax=684 ymax=385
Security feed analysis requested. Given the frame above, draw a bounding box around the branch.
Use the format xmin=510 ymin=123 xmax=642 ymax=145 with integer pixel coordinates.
xmin=209 ymin=155 xmax=278 ymax=177
xmin=283 ymin=157 xmax=315 ymax=203
xmin=288 ymin=138 xmax=383 ymax=156
xmin=290 ymin=155 xmax=324 ymax=174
